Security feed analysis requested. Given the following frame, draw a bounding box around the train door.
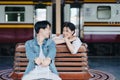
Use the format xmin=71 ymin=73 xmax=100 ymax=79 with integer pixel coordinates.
xmin=63 ymin=3 xmax=83 ymax=39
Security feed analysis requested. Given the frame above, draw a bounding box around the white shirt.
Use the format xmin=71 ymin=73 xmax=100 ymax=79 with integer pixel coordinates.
xmin=52 ymin=34 xmax=82 ymax=54
xmin=30 ymin=45 xmax=51 ymax=74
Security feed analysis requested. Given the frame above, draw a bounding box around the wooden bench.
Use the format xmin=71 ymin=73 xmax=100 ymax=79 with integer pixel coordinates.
xmin=10 ymin=43 xmax=92 ymax=80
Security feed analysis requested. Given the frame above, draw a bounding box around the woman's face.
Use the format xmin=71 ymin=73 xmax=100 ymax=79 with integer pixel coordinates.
xmin=63 ymin=27 xmax=74 ymax=38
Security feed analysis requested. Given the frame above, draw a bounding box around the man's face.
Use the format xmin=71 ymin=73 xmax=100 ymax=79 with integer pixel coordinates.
xmin=41 ymin=25 xmax=51 ymax=38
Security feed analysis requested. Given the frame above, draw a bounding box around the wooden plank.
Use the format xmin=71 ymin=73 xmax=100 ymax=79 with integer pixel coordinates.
xmin=14 ymin=61 xmax=88 ymax=67
xmin=55 ymin=57 xmax=87 ymax=61
xmin=16 ymin=45 xmax=25 ymax=52
xmin=57 ymin=67 xmax=88 ymax=71
xmin=56 ymin=53 xmax=87 ymax=57
xmin=15 ymin=57 xmax=87 ymax=62
xmin=55 ymin=62 xmax=88 ymax=67
xmin=15 ymin=62 xmax=28 ymax=66
xmin=15 ymin=52 xmax=87 ymax=57
xmin=15 ymin=43 xmax=88 ymax=53
xmin=57 ymin=45 xmax=88 ymax=52
xmin=14 ymin=67 xmax=88 ymax=72
xmin=15 ymin=58 xmax=28 ymax=62
xmin=15 ymin=53 xmax=26 ymax=57
xmin=59 ymin=72 xmax=92 ymax=80
xmin=15 ymin=67 xmax=26 ymax=71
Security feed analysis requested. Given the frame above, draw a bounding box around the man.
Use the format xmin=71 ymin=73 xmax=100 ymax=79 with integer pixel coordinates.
xmin=22 ymin=21 xmax=61 ymax=80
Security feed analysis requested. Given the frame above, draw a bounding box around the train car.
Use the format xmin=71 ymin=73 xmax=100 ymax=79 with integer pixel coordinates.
xmin=0 ymin=0 xmax=120 ymax=56
xmin=83 ymin=0 xmax=120 ymax=56
xmin=0 ymin=0 xmax=53 ymax=56
xmin=0 ymin=5 xmax=34 ymax=43
xmin=0 ymin=1 xmax=34 ymax=56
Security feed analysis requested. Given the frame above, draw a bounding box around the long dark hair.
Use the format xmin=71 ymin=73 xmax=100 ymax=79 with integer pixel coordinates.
xmin=63 ymin=22 xmax=76 ymax=35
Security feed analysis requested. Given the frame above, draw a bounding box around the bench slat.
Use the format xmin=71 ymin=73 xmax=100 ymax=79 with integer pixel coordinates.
xmin=15 ymin=53 xmax=87 ymax=57
xmin=15 ymin=53 xmax=26 ymax=57
xmin=55 ymin=67 xmax=88 ymax=71
xmin=56 ymin=57 xmax=87 ymax=61
xmin=15 ymin=44 xmax=88 ymax=53
xmin=14 ymin=62 xmax=88 ymax=67
xmin=59 ymin=72 xmax=91 ymax=80
xmin=14 ymin=67 xmax=88 ymax=72
xmin=55 ymin=62 xmax=88 ymax=66
xmin=15 ymin=58 xmax=28 ymax=61
xmin=56 ymin=53 xmax=87 ymax=57
xmin=56 ymin=45 xmax=88 ymax=52
xmin=15 ymin=57 xmax=87 ymax=62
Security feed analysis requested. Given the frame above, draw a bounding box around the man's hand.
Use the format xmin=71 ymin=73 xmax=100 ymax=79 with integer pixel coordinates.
xmin=41 ymin=58 xmax=51 ymax=67
xmin=34 ymin=57 xmax=43 ymax=65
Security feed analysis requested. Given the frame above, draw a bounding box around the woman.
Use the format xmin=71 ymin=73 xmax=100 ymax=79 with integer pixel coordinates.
xmin=53 ymin=22 xmax=82 ymax=54
xmin=22 ymin=21 xmax=61 ymax=80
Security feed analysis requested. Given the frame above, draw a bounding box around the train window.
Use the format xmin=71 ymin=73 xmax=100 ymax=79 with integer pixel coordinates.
xmin=70 ymin=8 xmax=80 ymax=36
xmin=5 ymin=7 xmax=25 ymax=22
xmin=97 ymin=6 xmax=111 ymax=19
xmin=34 ymin=4 xmax=47 ymax=22
xmin=35 ymin=9 xmax=46 ymax=22
xmin=70 ymin=8 xmax=79 ymax=27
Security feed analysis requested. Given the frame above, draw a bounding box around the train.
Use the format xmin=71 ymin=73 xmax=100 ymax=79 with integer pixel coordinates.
xmin=0 ymin=0 xmax=120 ymax=56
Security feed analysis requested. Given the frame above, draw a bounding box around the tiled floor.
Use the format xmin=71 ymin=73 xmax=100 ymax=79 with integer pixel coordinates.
xmin=89 ymin=56 xmax=120 ymax=80
xmin=0 ymin=56 xmax=120 ymax=80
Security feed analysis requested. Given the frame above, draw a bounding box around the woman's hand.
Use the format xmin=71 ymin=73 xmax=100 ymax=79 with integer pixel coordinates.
xmin=64 ymin=36 xmax=76 ymax=42
xmin=69 ymin=36 xmax=76 ymax=42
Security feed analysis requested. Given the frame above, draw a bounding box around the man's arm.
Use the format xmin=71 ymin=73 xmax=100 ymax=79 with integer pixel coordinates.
xmin=41 ymin=40 xmax=56 ymax=67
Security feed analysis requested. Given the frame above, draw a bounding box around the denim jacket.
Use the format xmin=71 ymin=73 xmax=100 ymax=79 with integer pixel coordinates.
xmin=24 ymin=38 xmax=58 ymax=75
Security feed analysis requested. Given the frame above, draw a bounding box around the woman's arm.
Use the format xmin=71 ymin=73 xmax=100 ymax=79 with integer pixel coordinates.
xmin=53 ymin=38 xmax=66 ymax=44
xmin=53 ymin=35 xmax=75 ymax=44
xmin=65 ymin=37 xmax=82 ymax=54
xmin=64 ymin=37 xmax=75 ymax=54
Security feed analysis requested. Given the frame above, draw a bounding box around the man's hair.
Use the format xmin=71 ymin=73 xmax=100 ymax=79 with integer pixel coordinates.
xmin=63 ymin=22 xmax=76 ymax=31
xmin=35 ymin=21 xmax=51 ymax=33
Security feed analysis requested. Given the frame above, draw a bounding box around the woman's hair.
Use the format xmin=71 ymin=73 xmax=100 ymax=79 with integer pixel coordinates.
xmin=35 ymin=21 xmax=51 ymax=33
xmin=63 ymin=22 xmax=76 ymax=34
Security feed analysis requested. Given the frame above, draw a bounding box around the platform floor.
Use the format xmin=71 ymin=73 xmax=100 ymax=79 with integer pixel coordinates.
xmin=0 ymin=56 xmax=120 ymax=80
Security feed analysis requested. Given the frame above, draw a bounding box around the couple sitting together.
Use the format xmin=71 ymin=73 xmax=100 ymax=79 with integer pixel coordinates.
xmin=22 ymin=21 xmax=82 ymax=80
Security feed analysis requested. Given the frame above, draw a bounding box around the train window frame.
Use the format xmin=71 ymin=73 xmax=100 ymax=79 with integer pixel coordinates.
xmin=69 ymin=3 xmax=82 ymax=37
xmin=34 ymin=4 xmax=47 ymax=22
xmin=35 ymin=8 xmax=47 ymax=22
xmin=70 ymin=8 xmax=79 ymax=27
xmin=5 ymin=6 xmax=25 ymax=22
xmin=97 ymin=6 xmax=111 ymax=20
